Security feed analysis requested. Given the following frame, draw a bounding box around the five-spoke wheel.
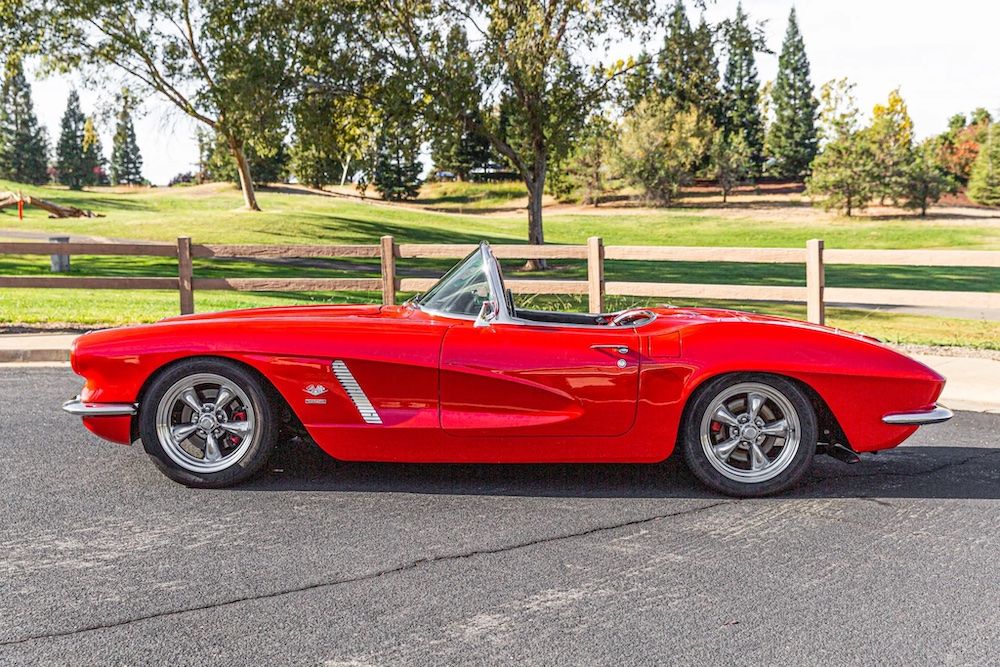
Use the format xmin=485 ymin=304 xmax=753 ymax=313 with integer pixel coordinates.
xmin=139 ymin=359 xmax=278 ymax=487
xmin=682 ymin=374 xmax=817 ymax=497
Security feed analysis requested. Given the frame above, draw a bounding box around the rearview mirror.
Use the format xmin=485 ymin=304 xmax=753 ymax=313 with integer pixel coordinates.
xmin=474 ymin=300 xmax=498 ymax=328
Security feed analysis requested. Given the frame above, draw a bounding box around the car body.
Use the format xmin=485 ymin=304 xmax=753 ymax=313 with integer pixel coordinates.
xmin=64 ymin=242 xmax=951 ymax=496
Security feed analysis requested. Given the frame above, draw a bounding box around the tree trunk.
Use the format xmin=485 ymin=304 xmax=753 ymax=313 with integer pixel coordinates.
xmin=341 ymin=156 xmax=351 ymax=187
xmin=224 ymin=133 xmax=261 ymax=211
xmin=524 ymin=175 xmax=547 ymax=271
xmin=0 ymin=191 xmax=101 ymax=218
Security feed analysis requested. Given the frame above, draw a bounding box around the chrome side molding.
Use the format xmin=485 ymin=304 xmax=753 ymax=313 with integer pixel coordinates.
xmin=882 ymin=405 xmax=953 ymax=425
xmin=62 ymin=397 xmax=137 ymax=417
xmin=331 ymin=360 xmax=383 ymax=425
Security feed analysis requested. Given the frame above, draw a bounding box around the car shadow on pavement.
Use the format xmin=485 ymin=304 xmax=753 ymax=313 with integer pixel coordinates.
xmin=238 ymin=437 xmax=1000 ymax=501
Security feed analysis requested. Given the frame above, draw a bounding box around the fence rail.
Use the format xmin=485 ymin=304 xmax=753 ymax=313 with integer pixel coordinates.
xmin=1 ymin=236 xmax=998 ymax=326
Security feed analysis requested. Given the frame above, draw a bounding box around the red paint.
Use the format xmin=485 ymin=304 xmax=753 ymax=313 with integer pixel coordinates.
xmin=67 ymin=301 xmax=945 ymax=464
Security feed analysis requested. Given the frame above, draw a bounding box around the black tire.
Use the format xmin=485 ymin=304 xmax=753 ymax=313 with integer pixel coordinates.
xmin=681 ymin=373 xmax=817 ymax=497
xmin=138 ymin=358 xmax=279 ymax=488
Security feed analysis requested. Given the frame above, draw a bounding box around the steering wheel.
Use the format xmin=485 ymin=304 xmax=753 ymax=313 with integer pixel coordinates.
xmin=610 ymin=309 xmax=655 ymax=327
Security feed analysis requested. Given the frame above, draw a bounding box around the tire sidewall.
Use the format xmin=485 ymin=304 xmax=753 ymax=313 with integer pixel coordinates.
xmin=682 ymin=373 xmax=818 ymax=497
xmin=139 ymin=358 xmax=278 ymax=488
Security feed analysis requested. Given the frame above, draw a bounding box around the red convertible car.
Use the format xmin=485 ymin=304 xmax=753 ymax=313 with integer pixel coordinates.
xmin=64 ymin=242 xmax=951 ymax=496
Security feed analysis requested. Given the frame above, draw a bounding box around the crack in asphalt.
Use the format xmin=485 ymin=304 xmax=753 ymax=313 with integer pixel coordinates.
xmin=0 ymin=500 xmax=731 ymax=648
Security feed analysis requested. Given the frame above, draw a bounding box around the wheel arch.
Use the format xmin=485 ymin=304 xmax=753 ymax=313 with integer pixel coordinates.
xmin=130 ymin=354 xmax=299 ymax=444
xmin=673 ymin=370 xmax=847 ymax=453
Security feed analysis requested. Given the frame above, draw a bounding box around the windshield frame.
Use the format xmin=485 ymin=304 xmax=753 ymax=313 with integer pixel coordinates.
xmin=417 ymin=243 xmax=503 ymax=321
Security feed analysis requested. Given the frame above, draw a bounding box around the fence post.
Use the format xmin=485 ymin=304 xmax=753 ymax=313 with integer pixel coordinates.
xmin=48 ymin=236 xmax=70 ymax=273
xmin=588 ymin=236 xmax=605 ymax=314
xmin=178 ymin=236 xmax=194 ymax=315
xmin=380 ymin=235 xmax=396 ymax=306
xmin=806 ymin=238 xmax=825 ymax=325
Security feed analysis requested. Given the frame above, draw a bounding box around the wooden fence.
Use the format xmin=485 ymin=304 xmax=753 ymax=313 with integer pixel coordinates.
xmin=2 ymin=236 xmax=999 ymax=326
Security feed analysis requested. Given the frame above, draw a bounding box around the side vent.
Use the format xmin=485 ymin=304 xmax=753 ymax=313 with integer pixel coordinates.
xmin=331 ymin=360 xmax=383 ymax=425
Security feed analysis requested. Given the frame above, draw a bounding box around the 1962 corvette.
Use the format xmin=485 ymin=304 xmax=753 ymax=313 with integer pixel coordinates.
xmin=64 ymin=242 xmax=952 ymax=496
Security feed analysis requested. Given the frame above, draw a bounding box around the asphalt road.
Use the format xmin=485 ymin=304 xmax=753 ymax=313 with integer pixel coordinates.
xmin=2 ymin=367 xmax=999 ymax=666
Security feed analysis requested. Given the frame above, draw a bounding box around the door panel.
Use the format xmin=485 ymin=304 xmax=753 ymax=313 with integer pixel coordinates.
xmin=440 ymin=323 xmax=639 ymax=437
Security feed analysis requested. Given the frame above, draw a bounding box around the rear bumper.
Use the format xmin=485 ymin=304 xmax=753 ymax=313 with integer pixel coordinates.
xmin=63 ymin=396 xmax=137 ymax=417
xmin=882 ymin=405 xmax=953 ymax=425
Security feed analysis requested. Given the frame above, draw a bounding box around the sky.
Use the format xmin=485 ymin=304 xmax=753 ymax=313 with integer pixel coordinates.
xmin=23 ymin=0 xmax=1000 ymax=186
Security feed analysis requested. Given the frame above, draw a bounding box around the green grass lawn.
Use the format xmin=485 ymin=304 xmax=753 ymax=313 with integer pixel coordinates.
xmin=2 ymin=179 xmax=999 ymax=348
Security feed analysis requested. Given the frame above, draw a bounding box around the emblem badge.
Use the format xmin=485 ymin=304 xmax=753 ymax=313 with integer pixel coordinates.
xmin=304 ymin=384 xmax=328 ymax=397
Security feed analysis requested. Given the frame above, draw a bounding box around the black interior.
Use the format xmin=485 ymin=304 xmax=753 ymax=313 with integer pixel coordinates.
xmin=512 ymin=308 xmax=608 ymax=326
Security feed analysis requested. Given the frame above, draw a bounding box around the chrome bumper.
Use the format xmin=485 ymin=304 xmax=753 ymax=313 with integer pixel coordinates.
xmin=63 ymin=396 xmax=137 ymax=417
xmin=882 ymin=405 xmax=953 ymax=425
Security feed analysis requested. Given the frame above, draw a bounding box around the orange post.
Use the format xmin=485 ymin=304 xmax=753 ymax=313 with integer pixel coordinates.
xmin=17 ymin=190 xmax=23 ymax=220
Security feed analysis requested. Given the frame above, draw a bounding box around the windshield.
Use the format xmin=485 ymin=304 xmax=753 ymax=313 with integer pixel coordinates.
xmin=418 ymin=248 xmax=492 ymax=318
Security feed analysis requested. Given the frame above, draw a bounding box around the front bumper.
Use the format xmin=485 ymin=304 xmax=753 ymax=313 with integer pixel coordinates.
xmin=882 ymin=405 xmax=953 ymax=426
xmin=63 ymin=396 xmax=137 ymax=417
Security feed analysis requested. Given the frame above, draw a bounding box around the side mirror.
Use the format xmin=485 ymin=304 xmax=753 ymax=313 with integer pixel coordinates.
xmin=474 ymin=300 xmax=498 ymax=328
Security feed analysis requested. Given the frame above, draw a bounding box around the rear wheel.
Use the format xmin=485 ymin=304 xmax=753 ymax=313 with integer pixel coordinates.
xmin=682 ymin=374 xmax=817 ymax=497
xmin=139 ymin=359 xmax=278 ymax=488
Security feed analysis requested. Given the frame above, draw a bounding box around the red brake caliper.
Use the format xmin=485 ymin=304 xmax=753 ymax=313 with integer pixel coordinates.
xmin=228 ymin=410 xmax=247 ymax=446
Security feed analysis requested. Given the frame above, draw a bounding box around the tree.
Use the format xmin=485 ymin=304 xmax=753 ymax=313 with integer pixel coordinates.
xmin=49 ymin=0 xmax=301 ymax=210
xmin=709 ymin=128 xmax=752 ymax=202
xmin=868 ymin=88 xmax=914 ymax=205
xmin=55 ymin=89 xmax=87 ymax=190
xmin=968 ymin=120 xmax=1000 ymax=206
xmin=720 ymin=3 xmax=765 ymax=175
xmin=902 ymin=139 xmax=956 ymax=216
xmin=81 ymin=116 xmax=107 ymax=187
xmin=554 ymin=113 xmax=614 ymax=205
xmin=431 ymin=108 xmax=496 ymax=182
xmin=655 ymin=2 xmax=720 ymax=120
xmin=372 ymin=118 xmax=422 ymax=201
xmin=377 ymin=1 xmax=656 ymax=267
xmin=198 ymin=128 xmax=288 ymax=187
xmin=936 ymin=110 xmax=992 ymax=184
xmin=110 ymin=95 xmax=143 ymax=186
xmin=806 ymin=136 xmax=876 ymax=216
xmin=767 ymin=8 xmax=818 ymax=178
xmin=615 ymin=98 xmax=712 ymax=206
xmin=806 ymin=79 xmax=876 ymax=216
xmin=0 ymin=58 xmax=49 ymax=185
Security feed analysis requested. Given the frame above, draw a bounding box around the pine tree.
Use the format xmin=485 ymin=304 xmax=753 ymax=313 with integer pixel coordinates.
xmin=0 ymin=60 xmax=49 ymax=185
xmin=721 ymin=3 xmax=765 ymax=175
xmin=372 ymin=122 xmax=422 ymax=201
xmin=81 ymin=116 xmax=108 ymax=186
xmin=806 ymin=79 xmax=876 ymax=216
xmin=902 ymin=139 xmax=956 ymax=216
xmin=110 ymin=98 xmax=144 ymax=186
xmin=657 ymin=3 xmax=720 ymax=122
xmin=767 ymin=8 xmax=818 ymax=178
xmin=968 ymin=121 xmax=1000 ymax=206
xmin=431 ymin=110 xmax=495 ymax=182
xmin=56 ymin=90 xmax=87 ymax=189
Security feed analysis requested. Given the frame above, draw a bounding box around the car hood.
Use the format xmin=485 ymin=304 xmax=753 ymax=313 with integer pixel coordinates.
xmin=159 ymin=303 xmax=392 ymax=324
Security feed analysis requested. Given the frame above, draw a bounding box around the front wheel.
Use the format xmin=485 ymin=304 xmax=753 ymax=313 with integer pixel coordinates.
xmin=138 ymin=359 xmax=278 ymax=488
xmin=682 ymin=374 xmax=817 ymax=497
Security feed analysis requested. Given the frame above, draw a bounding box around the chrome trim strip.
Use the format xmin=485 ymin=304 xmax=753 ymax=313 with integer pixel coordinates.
xmin=62 ymin=397 xmax=137 ymax=417
xmin=331 ymin=360 xmax=383 ymax=425
xmin=882 ymin=405 xmax=953 ymax=425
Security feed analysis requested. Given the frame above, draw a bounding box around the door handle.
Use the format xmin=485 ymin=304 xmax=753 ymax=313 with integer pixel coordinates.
xmin=590 ymin=344 xmax=630 ymax=355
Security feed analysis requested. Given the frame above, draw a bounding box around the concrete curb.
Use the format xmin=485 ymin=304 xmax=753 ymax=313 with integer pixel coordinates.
xmin=0 ymin=348 xmax=70 ymax=363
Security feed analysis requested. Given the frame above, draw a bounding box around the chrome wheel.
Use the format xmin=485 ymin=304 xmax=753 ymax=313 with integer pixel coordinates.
xmin=699 ymin=381 xmax=801 ymax=484
xmin=154 ymin=372 xmax=258 ymax=474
